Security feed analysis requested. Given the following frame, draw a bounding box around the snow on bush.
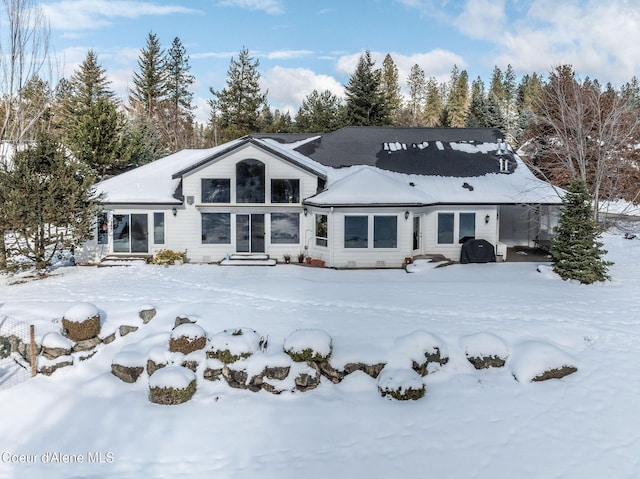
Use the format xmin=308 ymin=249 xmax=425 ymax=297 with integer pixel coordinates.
xmin=61 ymin=302 xmax=101 ymax=341
xmin=207 ymin=328 xmax=261 ymax=363
xmin=391 ymin=330 xmax=448 ymax=375
xmin=405 ymin=259 xmax=448 ymax=273
xmin=284 ymin=329 xmax=332 ymax=362
xmin=510 ymin=340 xmax=578 ymax=383
xmin=461 ymin=332 xmax=509 ymax=369
xmin=148 ymin=366 xmax=197 ymax=405
xmin=377 ymin=367 xmax=425 ymax=400
xmin=169 ymin=323 xmax=207 ymax=355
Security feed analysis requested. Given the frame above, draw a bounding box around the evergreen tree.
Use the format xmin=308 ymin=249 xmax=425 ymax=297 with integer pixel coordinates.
xmin=344 ymin=50 xmax=389 ymax=126
xmin=208 ymin=47 xmax=268 ymax=143
xmin=130 ymin=32 xmax=166 ymax=119
xmin=0 ymin=131 xmax=100 ymax=269
xmin=380 ymin=54 xmax=402 ymax=124
xmin=406 ymin=64 xmax=426 ymax=126
xmin=443 ymin=66 xmax=469 ymax=127
xmin=423 ymin=77 xmax=444 ymax=127
xmin=466 ymin=76 xmax=486 ymax=128
xmin=71 ymin=98 xmax=121 ymax=178
xmin=163 ymin=36 xmax=195 ymax=151
xmin=118 ymin=112 xmax=167 ymax=172
xmin=294 ymin=89 xmax=344 ymax=132
xmin=61 ymin=50 xmax=121 ymax=178
xmin=551 ymin=180 xmax=612 ymax=284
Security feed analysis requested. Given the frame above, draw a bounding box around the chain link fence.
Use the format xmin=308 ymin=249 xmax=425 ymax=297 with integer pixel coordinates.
xmin=0 ymin=315 xmax=34 ymax=391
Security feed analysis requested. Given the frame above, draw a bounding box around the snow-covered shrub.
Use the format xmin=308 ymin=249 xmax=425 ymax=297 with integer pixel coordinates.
xmin=284 ymin=329 xmax=332 ymax=362
xmin=510 ymin=341 xmax=578 ymax=382
xmin=149 ymin=366 xmax=196 ymax=405
xmin=169 ymin=323 xmax=207 ymax=355
xmin=151 ymin=249 xmax=186 ymax=266
xmin=111 ymin=351 xmax=146 ymax=383
xmin=461 ymin=332 xmax=509 ymax=369
xmin=393 ymin=330 xmax=448 ymax=376
xmin=206 ymin=328 xmax=261 ymax=363
xmin=377 ymin=367 xmax=425 ymax=400
xmin=61 ymin=302 xmax=101 ymax=341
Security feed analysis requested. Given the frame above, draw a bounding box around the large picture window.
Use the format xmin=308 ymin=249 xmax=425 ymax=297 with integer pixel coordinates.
xmin=202 ymin=213 xmax=231 ymax=244
xmin=344 ymin=216 xmax=368 ymax=248
xmin=271 ymin=179 xmax=299 ymax=203
xmin=438 ymin=213 xmax=455 ymax=244
xmin=201 ymin=179 xmax=230 ymax=203
xmin=374 ymin=216 xmax=397 ymax=248
xmin=236 ymin=159 xmax=265 ymax=203
xmin=271 ymin=213 xmax=300 ymax=244
xmin=316 ymin=214 xmax=328 ymax=247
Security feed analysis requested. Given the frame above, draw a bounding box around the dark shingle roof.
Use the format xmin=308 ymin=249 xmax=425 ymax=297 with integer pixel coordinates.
xmin=288 ymin=127 xmax=516 ymax=177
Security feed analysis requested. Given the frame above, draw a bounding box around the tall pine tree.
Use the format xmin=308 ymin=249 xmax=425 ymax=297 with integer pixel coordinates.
xmin=130 ymin=32 xmax=166 ymax=119
xmin=163 ymin=36 xmax=195 ymax=151
xmin=406 ymin=64 xmax=426 ymax=126
xmin=344 ymin=50 xmax=389 ymax=126
xmin=61 ymin=50 xmax=121 ymax=178
xmin=380 ymin=54 xmax=402 ymax=124
xmin=551 ymin=180 xmax=612 ymax=284
xmin=208 ymin=47 xmax=268 ymax=144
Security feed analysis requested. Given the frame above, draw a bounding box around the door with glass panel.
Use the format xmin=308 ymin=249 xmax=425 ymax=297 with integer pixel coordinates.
xmin=412 ymin=216 xmax=421 ymax=254
xmin=236 ymin=214 xmax=265 ymax=253
xmin=112 ymin=213 xmax=148 ymax=253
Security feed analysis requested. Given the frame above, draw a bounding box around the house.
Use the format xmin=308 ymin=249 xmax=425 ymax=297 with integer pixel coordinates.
xmin=76 ymin=127 xmax=563 ymax=268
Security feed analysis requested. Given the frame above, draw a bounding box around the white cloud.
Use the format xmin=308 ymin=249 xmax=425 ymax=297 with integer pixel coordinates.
xmin=42 ymin=0 xmax=196 ymax=31
xmin=215 ymin=0 xmax=284 ymax=15
xmin=453 ymin=0 xmax=506 ymax=40
xmin=262 ymin=66 xmax=344 ymax=114
xmin=455 ymin=0 xmax=640 ymax=84
xmin=267 ymin=50 xmax=314 ymax=60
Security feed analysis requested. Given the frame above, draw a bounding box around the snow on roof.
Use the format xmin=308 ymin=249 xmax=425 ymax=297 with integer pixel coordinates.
xmin=306 ymin=165 xmax=434 ymax=206
xmin=307 ymin=154 xmax=562 ymax=207
xmin=96 ymin=141 xmax=243 ymax=204
xmin=95 ymin=130 xmax=561 ymax=206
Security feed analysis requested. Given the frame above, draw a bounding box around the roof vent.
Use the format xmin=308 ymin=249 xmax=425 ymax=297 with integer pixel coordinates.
xmin=462 ymin=182 xmax=474 ymax=191
xmin=499 ymin=158 xmax=510 ymax=173
xmin=409 ymin=182 xmax=415 ymax=187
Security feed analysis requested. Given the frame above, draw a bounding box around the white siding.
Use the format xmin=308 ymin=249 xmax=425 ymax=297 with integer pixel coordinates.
xmin=173 ymin=143 xmax=318 ymax=263
xmin=423 ymin=205 xmax=498 ymax=261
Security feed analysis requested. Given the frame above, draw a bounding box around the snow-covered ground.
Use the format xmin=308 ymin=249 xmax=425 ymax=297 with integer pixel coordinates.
xmin=1 ymin=232 xmax=639 ymax=479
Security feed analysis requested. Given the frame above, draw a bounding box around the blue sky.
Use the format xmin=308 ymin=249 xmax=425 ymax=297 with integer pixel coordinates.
xmin=39 ymin=0 xmax=640 ymax=124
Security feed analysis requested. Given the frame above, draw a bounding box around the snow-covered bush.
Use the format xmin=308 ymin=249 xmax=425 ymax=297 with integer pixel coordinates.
xmin=461 ymin=332 xmax=509 ymax=369
xmin=510 ymin=341 xmax=578 ymax=382
xmin=62 ymin=302 xmax=101 ymax=341
xmin=207 ymin=328 xmax=261 ymax=363
xmin=377 ymin=367 xmax=425 ymax=400
xmin=151 ymin=249 xmax=186 ymax=266
xmin=284 ymin=329 xmax=332 ymax=362
xmin=149 ymin=366 xmax=196 ymax=405
xmin=169 ymin=323 xmax=207 ymax=355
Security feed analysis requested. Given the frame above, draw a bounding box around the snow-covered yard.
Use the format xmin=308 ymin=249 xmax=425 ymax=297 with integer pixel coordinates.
xmin=0 ymin=232 xmax=639 ymax=479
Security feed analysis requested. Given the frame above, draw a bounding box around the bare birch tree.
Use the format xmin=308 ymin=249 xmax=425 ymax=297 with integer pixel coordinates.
xmin=527 ymin=65 xmax=640 ymax=220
